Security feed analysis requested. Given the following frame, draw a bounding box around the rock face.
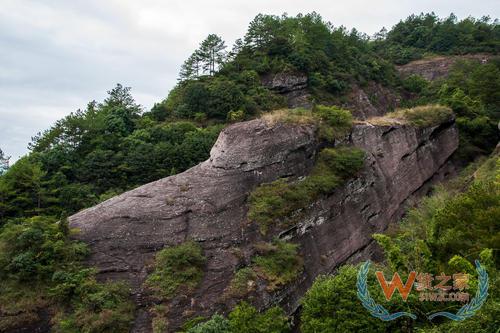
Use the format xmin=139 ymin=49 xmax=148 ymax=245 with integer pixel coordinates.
xmin=345 ymin=82 xmax=400 ymax=119
xmin=396 ymin=54 xmax=493 ymax=81
xmin=69 ymin=117 xmax=458 ymax=332
xmin=261 ymin=72 xmax=311 ymax=108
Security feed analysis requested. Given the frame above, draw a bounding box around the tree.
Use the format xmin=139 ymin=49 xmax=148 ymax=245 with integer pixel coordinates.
xmin=0 ymin=148 xmax=10 ymax=175
xmin=179 ymin=51 xmax=203 ymax=80
xmin=198 ymin=34 xmax=227 ymax=76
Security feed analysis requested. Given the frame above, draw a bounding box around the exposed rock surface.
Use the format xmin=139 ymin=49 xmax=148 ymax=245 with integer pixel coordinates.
xmin=345 ymin=82 xmax=400 ymax=119
xmin=69 ymin=117 xmax=458 ymax=332
xmin=261 ymin=72 xmax=311 ymax=108
xmin=396 ymin=54 xmax=493 ymax=80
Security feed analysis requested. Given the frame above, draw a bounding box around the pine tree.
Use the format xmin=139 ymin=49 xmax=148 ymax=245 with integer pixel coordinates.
xmin=198 ymin=34 xmax=226 ymax=76
xmin=0 ymin=148 xmax=9 ymax=175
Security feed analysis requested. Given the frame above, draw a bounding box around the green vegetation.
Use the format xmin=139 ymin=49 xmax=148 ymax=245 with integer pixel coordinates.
xmin=187 ymin=302 xmax=290 ymax=333
xmin=371 ymin=104 xmax=454 ymax=127
xmin=159 ymin=12 xmax=397 ymax=123
xmin=145 ymin=240 xmax=206 ymax=299
xmin=225 ymin=240 xmax=302 ymax=296
xmin=0 ymin=10 xmax=499 ymax=332
xmin=252 ymin=240 xmax=303 ymax=291
xmin=0 ymin=85 xmax=222 ymax=225
xmin=248 ymin=147 xmax=365 ymax=233
xmin=225 ymin=267 xmax=257 ymax=298
xmin=0 ymin=216 xmax=135 ymax=332
xmin=300 ymin=266 xmax=388 ymax=333
xmin=400 ymin=59 xmax=500 ymax=160
xmin=299 ymin=153 xmax=499 ymax=332
xmin=373 ymin=13 xmax=500 ymax=64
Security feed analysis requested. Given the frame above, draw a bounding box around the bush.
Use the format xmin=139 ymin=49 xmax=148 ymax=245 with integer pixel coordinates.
xmin=187 ymin=302 xmax=290 ymax=333
xmin=248 ymin=147 xmax=365 ymax=233
xmin=313 ymin=105 xmax=353 ymax=141
xmin=252 ymin=240 xmax=303 ymax=290
xmin=228 ymin=302 xmax=290 ymax=333
xmin=145 ymin=241 xmax=206 ymax=299
xmin=372 ymin=104 xmax=454 ymax=127
xmin=54 ymin=277 xmax=135 ymax=333
xmin=226 ymin=267 xmax=257 ymax=298
xmin=261 ymin=108 xmax=316 ymax=126
xmin=402 ymin=74 xmax=429 ymax=93
xmin=227 ymin=110 xmax=246 ymax=122
xmin=0 ymin=217 xmax=88 ymax=281
xmin=187 ymin=314 xmax=230 ymax=333
xmin=300 ymin=265 xmax=387 ymax=333
xmin=261 ymin=105 xmax=353 ymax=142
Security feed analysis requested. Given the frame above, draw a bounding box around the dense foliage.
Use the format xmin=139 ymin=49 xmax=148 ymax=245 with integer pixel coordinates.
xmin=0 ymin=216 xmax=135 ymax=332
xmin=301 ymin=266 xmax=389 ymax=333
xmin=186 ymin=302 xmax=290 ymax=333
xmin=300 ymin=153 xmax=499 ymax=332
xmin=145 ymin=240 xmax=206 ymax=299
xmin=0 ymin=85 xmax=221 ymax=225
xmin=373 ymin=13 xmax=500 ymax=64
xmin=0 ymin=10 xmax=498 ymax=333
xmin=155 ymin=12 xmax=398 ymax=123
xmin=400 ymin=59 xmax=500 ymax=160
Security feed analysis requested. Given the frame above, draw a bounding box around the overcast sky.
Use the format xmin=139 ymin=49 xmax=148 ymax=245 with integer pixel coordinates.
xmin=1 ymin=0 xmax=499 ymax=162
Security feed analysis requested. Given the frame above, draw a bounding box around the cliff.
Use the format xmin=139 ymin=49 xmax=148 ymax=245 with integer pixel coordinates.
xmin=396 ymin=54 xmax=492 ymax=80
xmin=69 ymin=116 xmax=459 ymax=332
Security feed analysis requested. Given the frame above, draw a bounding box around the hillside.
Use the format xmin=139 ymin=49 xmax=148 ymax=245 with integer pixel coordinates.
xmin=0 ymin=12 xmax=498 ymax=333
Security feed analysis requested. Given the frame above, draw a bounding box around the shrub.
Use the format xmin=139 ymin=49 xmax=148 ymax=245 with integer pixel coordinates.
xmin=313 ymin=105 xmax=353 ymax=141
xmin=226 ymin=267 xmax=257 ymax=298
xmin=252 ymin=240 xmax=303 ymax=290
xmin=0 ymin=217 xmax=88 ymax=281
xmin=300 ymin=266 xmax=387 ymax=333
xmin=402 ymin=74 xmax=429 ymax=93
xmin=145 ymin=241 xmax=206 ymax=299
xmin=228 ymin=302 xmax=290 ymax=333
xmin=261 ymin=108 xmax=315 ymax=125
xmin=54 ymin=278 xmax=135 ymax=333
xmin=187 ymin=314 xmax=230 ymax=333
xmin=187 ymin=302 xmax=290 ymax=333
xmin=248 ymin=147 xmax=365 ymax=233
xmin=227 ymin=110 xmax=245 ymax=122
xmin=372 ymin=104 xmax=454 ymax=127
xmin=261 ymin=105 xmax=353 ymax=142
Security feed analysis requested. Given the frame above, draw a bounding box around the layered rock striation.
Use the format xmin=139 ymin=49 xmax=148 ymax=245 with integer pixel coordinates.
xmin=69 ymin=117 xmax=459 ymax=332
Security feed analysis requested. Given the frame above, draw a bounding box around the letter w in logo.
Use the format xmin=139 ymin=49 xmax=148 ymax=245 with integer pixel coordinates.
xmin=375 ymin=271 xmax=416 ymax=301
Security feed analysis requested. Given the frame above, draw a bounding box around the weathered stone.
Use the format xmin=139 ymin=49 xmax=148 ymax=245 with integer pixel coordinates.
xmin=396 ymin=54 xmax=493 ymax=81
xmin=261 ymin=72 xmax=311 ymax=108
xmin=69 ymin=117 xmax=458 ymax=332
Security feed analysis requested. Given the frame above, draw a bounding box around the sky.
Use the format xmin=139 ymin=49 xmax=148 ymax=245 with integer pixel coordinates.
xmin=1 ymin=0 xmax=499 ymax=162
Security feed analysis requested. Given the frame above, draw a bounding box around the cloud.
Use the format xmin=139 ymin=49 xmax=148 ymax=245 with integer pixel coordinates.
xmin=1 ymin=0 xmax=498 ymax=161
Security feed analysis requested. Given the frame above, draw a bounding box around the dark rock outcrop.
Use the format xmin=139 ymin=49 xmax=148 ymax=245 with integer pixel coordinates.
xmin=69 ymin=117 xmax=458 ymax=332
xmin=261 ymin=72 xmax=311 ymax=108
xmin=396 ymin=54 xmax=493 ymax=81
xmin=345 ymin=82 xmax=400 ymax=119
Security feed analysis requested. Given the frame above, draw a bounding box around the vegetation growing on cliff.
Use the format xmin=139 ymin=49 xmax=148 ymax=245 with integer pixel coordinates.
xmin=252 ymin=240 xmax=303 ymax=290
xmin=145 ymin=240 xmax=206 ymax=299
xmin=186 ymin=302 xmax=290 ymax=333
xmin=401 ymin=59 xmax=500 ymax=160
xmin=300 ymin=152 xmax=500 ymax=332
xmin=0 ymin=10 xmax=498 ymax=333
xmin=369 ymin=104 xmax=454 ymax=127
xmin=0 ymin=216 xmax=135 ymax=332
xmin=0 ymin=85 xmax=222 ymax=225
xmin=248 ymin=146 xmax=365 ymax=233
